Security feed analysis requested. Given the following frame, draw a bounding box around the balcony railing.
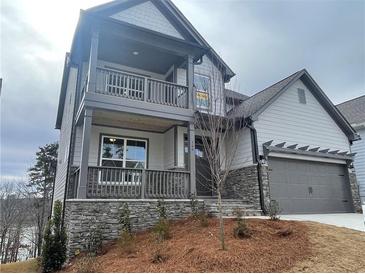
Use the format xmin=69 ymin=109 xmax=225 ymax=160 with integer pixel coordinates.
xmin=68 ymin=166 xmax=190 ymax=199
xmin=94 ymin=67 xmax=189 ymax=108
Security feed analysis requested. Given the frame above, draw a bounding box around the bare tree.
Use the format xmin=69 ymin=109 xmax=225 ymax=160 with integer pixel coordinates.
xmin=0 ymin=181 xmax=28 ymax=263
xmin=193 ymin=54 xmax=245 ymax=250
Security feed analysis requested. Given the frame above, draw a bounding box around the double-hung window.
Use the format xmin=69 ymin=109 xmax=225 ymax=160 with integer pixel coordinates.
xmin=194 ymin=74 xmax=210 ymax=110
xmin=100 ymin=135 xmax=147 ymax=184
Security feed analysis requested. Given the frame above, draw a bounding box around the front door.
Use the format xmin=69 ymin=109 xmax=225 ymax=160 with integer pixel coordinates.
xmin=185 ymin=136 xmax=214 ymax=196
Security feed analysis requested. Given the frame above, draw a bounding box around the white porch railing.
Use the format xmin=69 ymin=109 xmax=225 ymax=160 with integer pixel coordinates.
xmin=95 ymin=67 xmax=189 ymax=108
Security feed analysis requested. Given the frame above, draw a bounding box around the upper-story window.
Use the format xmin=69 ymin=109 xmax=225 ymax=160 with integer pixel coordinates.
xmin=298 ymin=88 xmax=307 ymax=104
xmin=194 ymin=74 xmax=210 ymax=109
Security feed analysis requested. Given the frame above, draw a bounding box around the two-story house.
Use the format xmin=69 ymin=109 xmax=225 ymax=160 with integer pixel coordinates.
xmin=54 ymin=0 xmax=362 ymax=257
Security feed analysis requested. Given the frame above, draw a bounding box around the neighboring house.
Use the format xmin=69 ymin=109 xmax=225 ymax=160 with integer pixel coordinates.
xmin=337 ymin=95 xmax=365 ymax=204
xmin=54 ymin=0 xmax=362 ymax=256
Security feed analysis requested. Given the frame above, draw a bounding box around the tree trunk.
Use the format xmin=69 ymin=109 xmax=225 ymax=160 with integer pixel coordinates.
xmin=217 ymin=189 xmax=226 ymax=250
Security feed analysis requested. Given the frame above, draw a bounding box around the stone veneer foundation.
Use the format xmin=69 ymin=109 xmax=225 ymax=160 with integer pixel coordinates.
xmin=222 ymin=165 xmax=261 ymax=210
xmin=64 ymin=199 xmax=204 ymax=258
xmin=348 ymin=168 xmax=363 ymax=213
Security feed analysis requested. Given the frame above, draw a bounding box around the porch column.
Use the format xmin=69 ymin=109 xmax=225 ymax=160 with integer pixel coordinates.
xmin=187 ymin=121 xmax=196 ymax=195
xmin=77 ymin=108 xmax=93 ymax=198
xmin=186 ymin=55 xmax=194 ymax=109
xmin=86 ymin=29 xmax=99 ymax=93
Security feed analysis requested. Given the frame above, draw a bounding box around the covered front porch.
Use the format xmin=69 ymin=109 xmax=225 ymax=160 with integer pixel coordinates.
xmin=67 ymin=109 xmax=196 ymax=199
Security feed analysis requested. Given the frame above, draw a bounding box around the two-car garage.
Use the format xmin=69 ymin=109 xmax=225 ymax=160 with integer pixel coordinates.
xmin=268 ymin=157 xmax=354 ymax=214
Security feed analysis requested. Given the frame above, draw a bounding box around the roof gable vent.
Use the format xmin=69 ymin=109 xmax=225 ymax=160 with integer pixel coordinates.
xmin=298 ymin=88 xmax=307 ymax=104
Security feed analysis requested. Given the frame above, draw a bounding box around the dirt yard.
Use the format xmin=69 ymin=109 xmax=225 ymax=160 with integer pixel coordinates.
xmin=290 ymin=221 xmax=365 ymax=272
xmin=65 ymin=218 xmax=312 ymax=273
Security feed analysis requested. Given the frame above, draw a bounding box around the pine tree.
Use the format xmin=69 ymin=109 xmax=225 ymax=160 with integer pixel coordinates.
xmin=41 ymin=200 xmax=67 ymax=273
xmin=27 ymin=142 xmax=58 ymax=256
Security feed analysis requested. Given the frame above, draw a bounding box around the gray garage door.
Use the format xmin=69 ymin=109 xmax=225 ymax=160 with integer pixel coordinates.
xmin=269 ymin=157 xmax=354 ymax=214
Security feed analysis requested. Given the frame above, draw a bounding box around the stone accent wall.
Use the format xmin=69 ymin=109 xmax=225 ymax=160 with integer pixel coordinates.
xmin=348 ymin=168 xmax=363 ymax=213
xmin=259 ymin=164 xmax=271 ymax=212
xmin=64 ymin=199 xmax=203 ymax=258
xmin=222 ymin=165 xmax=261 ymax=210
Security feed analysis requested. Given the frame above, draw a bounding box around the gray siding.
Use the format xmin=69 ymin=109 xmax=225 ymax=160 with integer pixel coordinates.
xmin=54 ymin=67 xmax=78 ymax=202
xmin=73 ymin=125 xmax=166 ymax=170
xmin=352 ymin=128 xmax=365 ymax=202
xmin=255 ymin=79 xmax=350 ymax=155
xmin=194 ymin=55 xmax=226 ymax=116
xmin=110 ymin=1 xmax=184 ymax=39
xmin=226 ymin=127 xmax=253 ymax=170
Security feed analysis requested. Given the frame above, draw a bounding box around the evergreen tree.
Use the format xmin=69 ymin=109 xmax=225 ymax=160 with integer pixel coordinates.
xmin=27 ymin=142 xmax=58 ymax=256
xmin=42 ymin=200 xmax=67 ymax=273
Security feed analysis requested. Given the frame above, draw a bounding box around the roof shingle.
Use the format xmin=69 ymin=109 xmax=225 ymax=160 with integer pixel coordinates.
xmin=336 ymin=95 xmax=365 ymax=125
xmin=230 ymin=70 xmax=304 ymax=118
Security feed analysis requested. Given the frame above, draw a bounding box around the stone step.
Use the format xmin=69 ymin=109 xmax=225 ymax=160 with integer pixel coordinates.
xmin=203 ymin=199 xmax=263 ymax=217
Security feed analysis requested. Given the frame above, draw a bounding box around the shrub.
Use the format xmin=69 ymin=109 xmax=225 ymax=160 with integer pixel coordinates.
xmin=233 ymin=208 xmax=251 ymax=239
xmin=156 ymin=199 xmax=167 ymax=219
xmin=118 ymin=203 xmax=132 ymax=233
xmin=189 ymin=193 xmax=199 ymax=218
xmin=277 ymin=226 xmax=293 ymax=237
xmin=268 ymin=200 xmax=281 ymax=221
xmin=153 ymin=218 xmax=171 ymax=241
xmin=41 ymin=200 xmax=67 ymax=273
xmin=74 ymin=255 xmax=100 ymax=273
xmin=118 ymin=230 xmax=136 ymax=255
xmin=87 ymin=223 xmax=103 ymax=256
xmin=150 ymin=243 xmax=169 ymax=264
xmin=198 ymin=206 xmax=209 ymax=227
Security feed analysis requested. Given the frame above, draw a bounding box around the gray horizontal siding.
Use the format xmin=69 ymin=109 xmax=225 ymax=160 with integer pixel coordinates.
xmin=54 ymin=67 xmax=78 ymax=202
xmin=255 ymin=79 xmax=350 ymax=156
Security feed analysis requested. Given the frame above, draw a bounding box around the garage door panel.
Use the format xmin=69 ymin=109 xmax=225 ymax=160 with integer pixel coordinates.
xmin=269 ymin=157 xmax=354 ymax=214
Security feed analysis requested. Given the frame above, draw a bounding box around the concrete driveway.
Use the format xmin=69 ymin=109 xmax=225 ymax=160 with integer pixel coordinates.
xmin=280 ymin=213 xmax=365 ymax=232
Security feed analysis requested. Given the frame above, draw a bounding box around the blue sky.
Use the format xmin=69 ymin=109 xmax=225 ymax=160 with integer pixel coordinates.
xmin=1 ymin=0 xmax=364 ymax=181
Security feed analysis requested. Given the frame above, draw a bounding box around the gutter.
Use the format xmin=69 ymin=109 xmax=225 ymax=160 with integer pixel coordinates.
xmin=246 ymin=117 xmax=267 ymax=215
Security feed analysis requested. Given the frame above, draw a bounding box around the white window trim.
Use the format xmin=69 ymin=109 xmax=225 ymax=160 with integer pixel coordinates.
xmin=99 ymin=135 xmax=148 ymax=186
xmin=99 ymin=135 xmax=148 ymax=168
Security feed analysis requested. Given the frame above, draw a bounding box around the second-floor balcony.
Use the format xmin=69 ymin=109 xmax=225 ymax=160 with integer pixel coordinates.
xmin=88 ymin=67 xmax=189 ymax=108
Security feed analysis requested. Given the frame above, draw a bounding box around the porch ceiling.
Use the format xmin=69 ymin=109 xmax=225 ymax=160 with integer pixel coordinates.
xmin=96 ymin=32 xmax=185 ymax=74
xmin=92 ymin=110 xmax=185 ymax=132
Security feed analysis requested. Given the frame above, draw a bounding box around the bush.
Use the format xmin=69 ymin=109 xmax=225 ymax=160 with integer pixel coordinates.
xmin=87 ymin=223 xmax=103 ymax=256
xmin=74 ymin=255 xmax=100 ymax=273
xmin=277 ymin=226 xmax=293 ymax=237
xmin=41 ymin=200 xmax=67 ymax=273
xmin=153 ymin=218 xmax=171 ymax=241
xmin=157 ymin=199 xmax=167 ymax=219
xmin=268 ymin=200 xmax=281 ymax=221
xmin=118 ymin=230 xmax=136 ymax=255
xmin=150 ymin=243 xmax=169 ymax=264
xmin=233 ymin=208 xmax=251 ymax=239
xmin=118 ymin=203 xmax=132 ymax=233
xmin=189 ymin=193 xmax=199 ymax=218
xmin=198 ymin=206 xmax=209 ymax=227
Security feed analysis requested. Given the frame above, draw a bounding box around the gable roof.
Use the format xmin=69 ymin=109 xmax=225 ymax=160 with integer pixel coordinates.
xmin=230 ymin=69 xmax=359 ymax=141
xmin=84 ymin=0 xmax=235 ymax=81
xmin=224 ymin=88 xmax=249 ymax=101
xmin=336 ymin=95 xmax=365 ymax=126
xmin=231 ymin=70 xmax=303 ymax=118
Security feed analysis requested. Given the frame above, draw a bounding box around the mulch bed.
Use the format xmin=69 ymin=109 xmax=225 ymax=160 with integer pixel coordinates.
xmin=65 ymin=218 xmax=311 ymax=273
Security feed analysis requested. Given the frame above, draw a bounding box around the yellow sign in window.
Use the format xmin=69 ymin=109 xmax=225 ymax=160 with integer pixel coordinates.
xmin=196 ymin=91 xmax=209 ymax=109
